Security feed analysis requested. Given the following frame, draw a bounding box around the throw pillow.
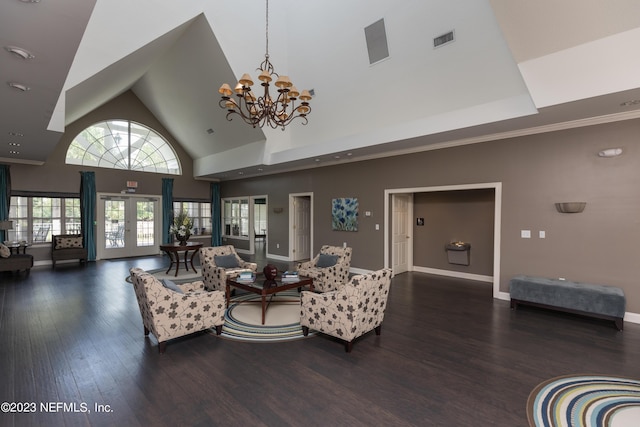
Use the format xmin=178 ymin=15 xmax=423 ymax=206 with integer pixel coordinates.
xmin=161 ymin=279 xmax=184 ymax=294
xmin=317 ymin=253 xmax=339 ymax=268
xmin=54 ymin=236 xmax=83 ymax=249
xmin=214 ymin=254 xmax=240 ymax=268
xmin=0 ymin=243 xmax=10 ymax=258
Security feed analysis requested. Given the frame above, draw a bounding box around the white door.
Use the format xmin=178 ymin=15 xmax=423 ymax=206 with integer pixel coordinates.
xmin=97 ymin=194 xmax=161 ymax=259
xmin=392 ymin=194 xmax=412 ymax=274
xmin=293 ymin=196 xmax=311 ymax=261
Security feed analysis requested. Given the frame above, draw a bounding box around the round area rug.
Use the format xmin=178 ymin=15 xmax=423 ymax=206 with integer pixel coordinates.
xmin=125 ymin=267 xmax=202 ymax=283
xmin=527 ymin=375 xmax=640 ymax=427
xmin=217 ymin=290 xmax=315 ymax=342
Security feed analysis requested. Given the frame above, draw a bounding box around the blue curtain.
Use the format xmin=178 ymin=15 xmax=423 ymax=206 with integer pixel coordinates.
xmin=80 ymin=171 xmax=96 ymax=261
xmin=211 ymin=182 xmax=222 ymax=246
xmin=162 ymin=178 xmax=174 ymax=244
xmin=0 ymin=165 xmax=10 ymax=242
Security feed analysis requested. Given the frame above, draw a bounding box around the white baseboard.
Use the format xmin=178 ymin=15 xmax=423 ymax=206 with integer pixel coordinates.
xmin=413 ymin=266 xmax=493 ymax=283
xmin=624 ymin=312 xmax=640 ymax=324
xmin=266 ymin=253 xmax=290 ymax=262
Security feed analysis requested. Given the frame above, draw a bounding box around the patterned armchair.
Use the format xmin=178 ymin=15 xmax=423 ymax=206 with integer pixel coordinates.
xmin=199 ymin=245 xmax=258 ymax=292
xmin=300 ymin=268 xmax=392 ymax=352
xmin=129 ymin=267 xmax=226 ymax=353
xmin=296 ymin=245 xmax=352 ymax=292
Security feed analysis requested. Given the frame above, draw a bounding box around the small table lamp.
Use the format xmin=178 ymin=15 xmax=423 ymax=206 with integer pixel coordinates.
xmin=0 ymin=220 xmax=13 ymax=242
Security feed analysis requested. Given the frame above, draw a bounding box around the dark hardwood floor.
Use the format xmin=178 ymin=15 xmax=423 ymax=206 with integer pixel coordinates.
xmin=2 ymin=245 xmax=640 ymax=426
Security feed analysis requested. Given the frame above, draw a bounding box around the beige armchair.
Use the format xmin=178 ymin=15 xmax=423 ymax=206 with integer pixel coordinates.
xmin=129 ymin=267 xmax=226 ymax=353
xmin=199 ymin=245 xmax=258 ymax=292
xmin=300 ymin=268 xmax=392 ymax=352
xmin=296 ymin=245 xmax=352 ymax=292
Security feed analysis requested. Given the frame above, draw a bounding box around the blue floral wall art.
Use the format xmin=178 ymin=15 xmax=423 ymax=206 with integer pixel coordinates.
xmin=332 ymin=198 xmax=358 ymax=231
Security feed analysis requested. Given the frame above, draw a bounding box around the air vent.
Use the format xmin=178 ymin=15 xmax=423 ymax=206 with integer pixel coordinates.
xmin=433 ymin=30 xmax=455 ymax=48
xmin=364 ymin=18 xmax=389 ymax=65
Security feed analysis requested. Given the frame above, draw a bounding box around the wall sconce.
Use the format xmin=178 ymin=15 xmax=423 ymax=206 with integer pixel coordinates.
xmin=555 ymin=202 xmax=586 ymax=213
xmin=273 ymin=207 xmax=283 ymax=214
xmin=598 ymin=148 xmax=622 ymax=158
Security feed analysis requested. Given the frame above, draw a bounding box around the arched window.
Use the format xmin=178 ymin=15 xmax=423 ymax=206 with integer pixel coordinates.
xmin=66 ymin=120 xmax=181 ymax=175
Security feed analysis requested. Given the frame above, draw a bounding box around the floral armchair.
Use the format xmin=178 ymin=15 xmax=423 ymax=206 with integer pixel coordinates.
xmin=199 ymin=245 xmax=258 ymax=292
xmin=129 ymin=267 xmax=226 ymax=353
xmin=300 ymin=268 xmax=392 ymax=352
xmin=296 ymin=245 xmax=352 ymax=292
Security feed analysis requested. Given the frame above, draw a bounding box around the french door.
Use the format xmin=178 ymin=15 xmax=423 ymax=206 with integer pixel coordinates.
xmin=97 ymin=193 xmax=161 ymax=259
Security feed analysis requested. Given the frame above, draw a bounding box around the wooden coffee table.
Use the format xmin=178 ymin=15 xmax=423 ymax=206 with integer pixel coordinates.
xmin=226 ymin=273 xmax=314 ymax=325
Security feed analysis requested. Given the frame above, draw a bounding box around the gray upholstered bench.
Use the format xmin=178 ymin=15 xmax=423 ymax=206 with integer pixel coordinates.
xmin=510 ymin=275 xmax=626 ymax=330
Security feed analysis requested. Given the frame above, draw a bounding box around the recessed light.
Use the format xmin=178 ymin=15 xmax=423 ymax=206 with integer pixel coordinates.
xmin=620 ymin=100 xmax=640 ymax=107
xmin=19 ymin=0 xmax=41 ymax=3
xmin=9 ymin=150 xmax=20 ymax=155
xmin=257 ymin=168 xmax=263 ymax=172
xmin=8 ymin=82 xmax=30 ymax=91
xmin=8 ymin=142 xmax=21 ymax=146
xmin=9 ymin=131 xmax=24 ymax=137
xmin=4 ymin=46 xmax=35 ymax=60
xmin=314 ymin=158 xmax=320 ymax=162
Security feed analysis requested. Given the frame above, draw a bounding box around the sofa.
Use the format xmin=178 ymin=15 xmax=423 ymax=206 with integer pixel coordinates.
xmin=51 ymin=234 xmax=88 ymax=267
xmin=0 ymin=243 xmax=33 ymax=273
xmin=129 ymin=267 xmax=226 ymax=353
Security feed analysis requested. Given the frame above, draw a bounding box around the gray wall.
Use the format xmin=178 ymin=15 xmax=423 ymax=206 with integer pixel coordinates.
xmin=413 ymin=189 xmax=494 ymax=275
xmin=222 ymin=118 xmax=640 ymax=313
xmin=6 ymin=89 xmax=640 ymax=313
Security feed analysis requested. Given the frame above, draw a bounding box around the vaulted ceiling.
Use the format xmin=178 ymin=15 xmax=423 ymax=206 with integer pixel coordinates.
xmin=2 ymin=0 xmax=640 ymax=180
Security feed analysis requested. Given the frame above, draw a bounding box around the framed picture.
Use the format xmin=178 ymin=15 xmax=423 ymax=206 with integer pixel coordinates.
xmin=332 ymin=198 xmax=358 ymax=231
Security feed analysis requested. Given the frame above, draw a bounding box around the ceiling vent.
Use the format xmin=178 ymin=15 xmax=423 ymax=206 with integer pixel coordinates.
xmin=364 ymin=18 xmax=389 ymax=65
xmin=433 ymin=30 xmax=455 ymax=48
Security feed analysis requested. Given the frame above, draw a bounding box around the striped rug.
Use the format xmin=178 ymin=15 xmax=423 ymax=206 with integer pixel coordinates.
xmin=527 ymin=375 xmax=640 ymax=427
xmin=218 ymin=291 xmax=315 ymax=342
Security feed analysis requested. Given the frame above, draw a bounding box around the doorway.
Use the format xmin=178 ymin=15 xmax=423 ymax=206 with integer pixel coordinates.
xmin=384 ymin=183 xmax=503 ymax=299
xmin=97 ymin=193 xmax=162 ymax=259
xmin=290 ymin=193 xmax=312 ymax=261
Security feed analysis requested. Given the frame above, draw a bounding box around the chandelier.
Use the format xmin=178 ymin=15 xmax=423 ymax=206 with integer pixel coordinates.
xmin=218 ymin=0 xmax=312 ymax=130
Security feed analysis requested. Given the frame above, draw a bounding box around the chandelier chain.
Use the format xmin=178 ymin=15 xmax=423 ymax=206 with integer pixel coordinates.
xmin=265 ymin=0 xmax=269 ymax=58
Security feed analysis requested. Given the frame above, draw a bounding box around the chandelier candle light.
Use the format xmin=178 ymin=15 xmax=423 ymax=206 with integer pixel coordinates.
xmin=218 ymin=0 xmax=312 ymax=130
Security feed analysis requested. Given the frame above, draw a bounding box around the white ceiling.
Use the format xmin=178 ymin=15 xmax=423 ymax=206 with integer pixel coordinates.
xmin=2 ymin=0 xmax=640 ymax=181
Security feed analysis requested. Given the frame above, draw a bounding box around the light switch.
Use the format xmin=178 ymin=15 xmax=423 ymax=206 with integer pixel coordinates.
xmin=521 ymin=230 xmax=531 ymax=238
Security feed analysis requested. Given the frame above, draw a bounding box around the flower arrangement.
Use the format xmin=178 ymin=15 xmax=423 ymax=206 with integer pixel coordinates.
xmin=170 ymin=210 xmax=193 ymax=244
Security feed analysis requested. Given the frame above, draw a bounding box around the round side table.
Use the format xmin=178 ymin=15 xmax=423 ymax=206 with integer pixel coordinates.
xmin=159 ymin=242 xmax=203 ymax=277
